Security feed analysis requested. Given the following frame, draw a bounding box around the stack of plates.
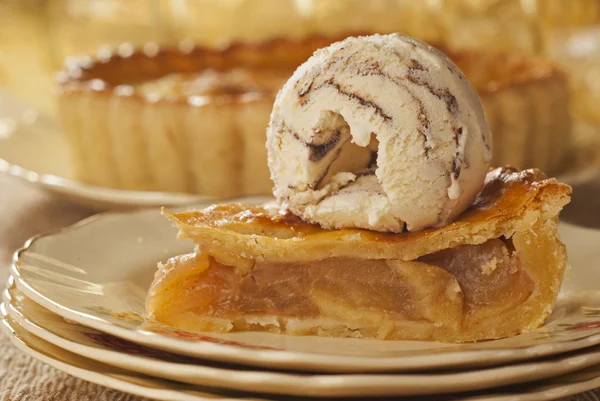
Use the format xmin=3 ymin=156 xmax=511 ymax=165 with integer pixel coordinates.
xmin=3 ymin=206 xmax=600 ymax=400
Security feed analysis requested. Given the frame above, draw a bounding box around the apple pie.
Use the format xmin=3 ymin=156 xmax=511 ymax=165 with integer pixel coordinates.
xmin=146 ymin=167 xmax=571 ymax=342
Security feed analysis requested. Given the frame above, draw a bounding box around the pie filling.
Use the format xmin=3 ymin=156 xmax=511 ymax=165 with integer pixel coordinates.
xmin=134 ymin=68 xmax=289 ymax=99
xmin=112 ymin=49 xmax=544 ymax=101
xmin=147 ymin=238 xmax=534 ymax=340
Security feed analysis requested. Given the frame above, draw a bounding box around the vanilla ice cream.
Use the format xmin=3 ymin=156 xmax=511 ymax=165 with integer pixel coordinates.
xmin=266 ymin=33 xmax=492 ymax=232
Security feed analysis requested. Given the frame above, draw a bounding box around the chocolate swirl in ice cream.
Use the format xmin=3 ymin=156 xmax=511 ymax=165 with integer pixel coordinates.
xmin=267 ymin=33 xmax=492 ymax=232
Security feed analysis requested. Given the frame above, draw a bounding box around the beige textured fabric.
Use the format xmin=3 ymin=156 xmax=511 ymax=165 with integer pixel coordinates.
xmin=0 ymin=175 xmax=149 ymax=400
xmin=0 ymin=173 xmax=599 ymax=400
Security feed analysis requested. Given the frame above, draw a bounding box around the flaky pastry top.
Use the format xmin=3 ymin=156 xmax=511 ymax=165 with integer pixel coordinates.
xmin=164 ymin=167 xmax=571 ymax=268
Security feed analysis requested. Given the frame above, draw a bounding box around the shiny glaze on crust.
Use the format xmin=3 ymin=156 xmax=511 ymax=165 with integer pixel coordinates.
xmin=165 ymin=167 xmax=572 ymax=263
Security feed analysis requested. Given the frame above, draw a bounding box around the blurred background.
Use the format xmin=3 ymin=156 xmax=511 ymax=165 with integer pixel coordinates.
xmin=1 ymin=0 xmax=600 ymax=198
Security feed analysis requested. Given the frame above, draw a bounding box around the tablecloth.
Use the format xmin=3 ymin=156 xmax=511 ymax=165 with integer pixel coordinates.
xmin=0 ymin=173 xmax=599 ymax=401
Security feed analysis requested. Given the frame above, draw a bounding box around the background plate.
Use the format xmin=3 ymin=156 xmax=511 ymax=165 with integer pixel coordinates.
xmin=0 ymin=95 xmax=269 ymax=210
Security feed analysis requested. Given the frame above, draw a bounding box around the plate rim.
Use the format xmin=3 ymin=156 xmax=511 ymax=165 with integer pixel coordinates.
xmin=0 ymin=308 xmax=261 ymax=401
xmin=10 ymin=206 xmax=600 ymax=373
xmin=4 ymin=305 xmax=600 ymax=401
xmin=0 ymin=157 xmax=211 ymax=208
xmin=9 ymin=282 xmax=600 ymax=397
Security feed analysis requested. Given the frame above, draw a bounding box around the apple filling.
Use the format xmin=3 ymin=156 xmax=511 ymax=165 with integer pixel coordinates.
xmin=147 ymin=238 xmax=534 ymax=341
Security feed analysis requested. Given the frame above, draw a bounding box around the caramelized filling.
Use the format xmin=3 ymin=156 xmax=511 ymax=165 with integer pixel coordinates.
xmin=419 ymin=239 xmax=531 ymax=312
xmin=134 ymin=68 xmax=289 ymax=98
xmin=114 ymin=49 xmax=554 ymax=100
xmin=148 ymin=238 xmax=534 ymax=334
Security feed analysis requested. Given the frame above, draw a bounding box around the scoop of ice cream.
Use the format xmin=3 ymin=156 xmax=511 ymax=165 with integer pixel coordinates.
xmin=266 ymin=33 xmax=492 ymax=232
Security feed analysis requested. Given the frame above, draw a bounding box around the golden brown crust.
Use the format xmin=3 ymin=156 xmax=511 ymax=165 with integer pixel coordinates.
xmin=164 ymin=167 xmax=571 ymax=268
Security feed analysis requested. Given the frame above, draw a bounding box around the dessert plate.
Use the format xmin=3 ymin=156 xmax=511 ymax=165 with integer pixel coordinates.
xmin=0 ymin=308 xmax=262 ymax=401
xmin=9 ymin=205 xmax=600 ymax=373
xmin=0 ymin=95 xmax=268 ymax=209
xmin=10 ymin=280 xmax=600 ymax=398
xmin=4 ymin=305 xmax=600 ymax=401
xmin=0 ymin=114 xmax=199 ymax=209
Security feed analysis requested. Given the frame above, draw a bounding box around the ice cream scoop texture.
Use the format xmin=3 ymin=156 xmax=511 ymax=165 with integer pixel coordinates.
xmin=267 ymin=33 xmax=492 ymax=232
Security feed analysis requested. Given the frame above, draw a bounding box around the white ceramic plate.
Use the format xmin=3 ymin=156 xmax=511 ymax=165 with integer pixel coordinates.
xmin=9 ymin=280 xmax=600 ymax=398
xmin=9 ymin=205 xmax=600 ymax=373
xmin=4 ymin=305 xmax=600 ymax=401
xmin=0 ymin=93 xmax=264 ymax=209
xmin=0 ymin=307 xmax=263 ymax=401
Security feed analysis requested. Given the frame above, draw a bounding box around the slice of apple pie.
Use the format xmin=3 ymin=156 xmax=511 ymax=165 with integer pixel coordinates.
xmin=146 ymin=167 xmax=571 ymax=342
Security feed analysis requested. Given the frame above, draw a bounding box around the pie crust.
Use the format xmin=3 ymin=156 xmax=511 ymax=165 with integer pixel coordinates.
xmin=57 ymin=38 xmax=571 ymax=196
xmin=146 ymin=167 xmax=571 ymax=342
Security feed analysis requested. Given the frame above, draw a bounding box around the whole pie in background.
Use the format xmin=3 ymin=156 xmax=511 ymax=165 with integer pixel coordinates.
xmin=57 ymin=35 xmax=571 ymax=196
